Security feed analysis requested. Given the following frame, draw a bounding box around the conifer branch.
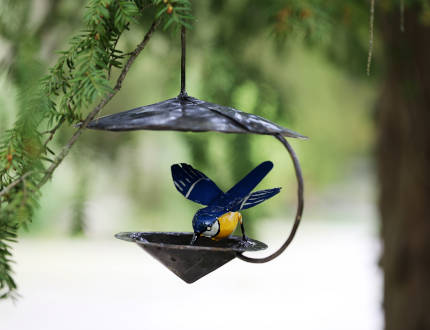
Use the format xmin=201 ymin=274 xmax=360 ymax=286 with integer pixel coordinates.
xmin=43 ymin=117 xmax=66 ymax=147
xmin=0 ymin=172 xmax=33 ymax=197
xmin=37 ymin=18 xmax=161 ymax=189
xmin=1 ymin=0 xmax=193 ymax=300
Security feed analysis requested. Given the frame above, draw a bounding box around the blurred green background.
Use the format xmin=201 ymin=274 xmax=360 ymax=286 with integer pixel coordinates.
xmin=1 ymin=0 xmax=377 ymax=239
xmin=1 ymin=1 xmax=387 ymax=329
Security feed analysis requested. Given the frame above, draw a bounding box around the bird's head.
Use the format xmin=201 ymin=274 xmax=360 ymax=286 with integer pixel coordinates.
xmin=190 ymin=207 xmax=222 ymax=244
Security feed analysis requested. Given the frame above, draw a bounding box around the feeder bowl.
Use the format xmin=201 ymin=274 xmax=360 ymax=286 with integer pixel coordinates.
xmin=116 ymin=232 xmax=267 ymax=283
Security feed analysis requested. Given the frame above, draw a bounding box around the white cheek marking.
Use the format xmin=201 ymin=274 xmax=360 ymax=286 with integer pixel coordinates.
xmin=202 ymin=220 xmax=219 ymax=237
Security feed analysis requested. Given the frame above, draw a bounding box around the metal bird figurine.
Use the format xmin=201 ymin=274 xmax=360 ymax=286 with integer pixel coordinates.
xmin=171 ymin=161 xmax=281 ymax=245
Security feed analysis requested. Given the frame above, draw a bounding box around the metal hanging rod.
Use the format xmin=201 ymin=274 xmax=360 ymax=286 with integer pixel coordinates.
xmin=180 ymin=26 xmax=187 ymax=97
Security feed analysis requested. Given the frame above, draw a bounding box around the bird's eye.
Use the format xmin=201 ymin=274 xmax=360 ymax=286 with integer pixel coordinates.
xmin=206 ymin=226 xmax=211 ymax=231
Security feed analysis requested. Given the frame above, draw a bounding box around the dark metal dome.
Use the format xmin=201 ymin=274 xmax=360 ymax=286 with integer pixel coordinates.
xmin=85 ymin=94 xmax=307 ymax=138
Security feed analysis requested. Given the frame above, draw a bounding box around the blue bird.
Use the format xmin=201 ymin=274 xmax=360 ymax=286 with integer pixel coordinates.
xmin=171 ymin=161 xmax=281 ymax=245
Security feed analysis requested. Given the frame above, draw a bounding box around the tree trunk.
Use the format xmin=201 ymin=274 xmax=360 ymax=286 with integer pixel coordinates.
xmin=378 ymin=6 xmax=430 ymax=330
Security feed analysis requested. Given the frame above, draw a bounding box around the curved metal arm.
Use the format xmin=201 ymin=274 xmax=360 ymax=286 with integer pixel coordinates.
xmin=236 ymin=133 xmax=304 ymax=263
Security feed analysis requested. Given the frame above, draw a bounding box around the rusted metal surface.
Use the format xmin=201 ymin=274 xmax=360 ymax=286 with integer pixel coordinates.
xmin=116 ymin=232 xmax=267 ymax=283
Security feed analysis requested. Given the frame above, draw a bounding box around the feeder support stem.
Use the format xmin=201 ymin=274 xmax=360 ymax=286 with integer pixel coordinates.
xmin=180 ymin=26 xmax=187 ymax=98
xmin=236 ymin=134 xmax=304 ymax=263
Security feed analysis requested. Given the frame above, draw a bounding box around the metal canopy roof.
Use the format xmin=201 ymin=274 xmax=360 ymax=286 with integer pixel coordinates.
xmin=86 ymin=94 xmax=307 ymax=138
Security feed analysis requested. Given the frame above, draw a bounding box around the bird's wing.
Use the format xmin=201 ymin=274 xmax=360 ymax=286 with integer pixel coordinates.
xmin=225 ymin=161 xmax=274 ymax=200
xmin=171 ymin=163 xmax=223 ymax=205
xmin=232 ymin=188 xmax=281 ymax=211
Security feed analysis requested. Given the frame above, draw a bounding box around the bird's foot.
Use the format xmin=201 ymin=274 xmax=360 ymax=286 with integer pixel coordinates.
xmin=238 ymin=235 xmax=254 ymax=248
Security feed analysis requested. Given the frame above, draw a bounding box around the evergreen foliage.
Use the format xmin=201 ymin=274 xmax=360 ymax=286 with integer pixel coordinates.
xmin=0 ymin=0 xmax=192 ymax=300
xmin=1 ymin=0 xmax=427 ymax=301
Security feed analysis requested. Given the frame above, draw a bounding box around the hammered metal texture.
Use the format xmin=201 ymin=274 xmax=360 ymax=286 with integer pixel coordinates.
xmin=86 ymin=95 xmax=307 ymax=138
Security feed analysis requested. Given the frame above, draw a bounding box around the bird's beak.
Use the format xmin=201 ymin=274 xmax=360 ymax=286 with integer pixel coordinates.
xmin=190 ymin=232 xmax=200 ymax=245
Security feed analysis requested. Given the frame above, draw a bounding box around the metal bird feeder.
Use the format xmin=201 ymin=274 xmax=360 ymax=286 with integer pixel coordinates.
xmin=85 ymin=27 xmax=306 ymax=283
xmin=115 ymin=232 xmax=267 ymax=283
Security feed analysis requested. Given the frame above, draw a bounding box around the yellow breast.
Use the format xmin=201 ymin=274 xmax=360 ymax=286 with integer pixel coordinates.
xmin=214 ymin=212 xmax=242 ymax=240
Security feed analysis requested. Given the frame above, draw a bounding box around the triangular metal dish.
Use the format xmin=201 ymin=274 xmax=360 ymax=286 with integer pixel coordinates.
xmin=85 ymin=95 xmax=307 ymax=138
xmin=115 ymin=232 xmax=267 ymax=283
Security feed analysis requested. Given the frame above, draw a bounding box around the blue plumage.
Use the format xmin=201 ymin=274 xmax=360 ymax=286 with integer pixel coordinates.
xmin=224 ymin=161 xmax=274 ymax=200
xmin=171 ymin=163 xmax=223 ymax=205
xmin=171 ymin=161 xmax=281 ymax=244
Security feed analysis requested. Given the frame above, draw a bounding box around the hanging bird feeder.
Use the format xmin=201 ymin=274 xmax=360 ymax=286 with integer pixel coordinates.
xmin=85 ymin=27 xmax=306 ymax=283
